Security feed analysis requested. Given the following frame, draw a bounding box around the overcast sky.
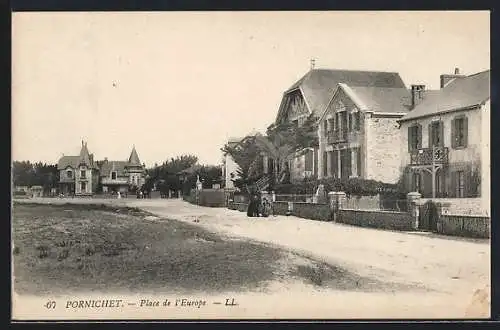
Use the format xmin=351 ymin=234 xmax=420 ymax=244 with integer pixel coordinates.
xmin=12 ymin=11 xmax=490 ymax=167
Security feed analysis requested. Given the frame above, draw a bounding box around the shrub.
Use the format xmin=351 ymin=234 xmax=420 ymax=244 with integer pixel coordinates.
xmin=273 ymin=177 xmax=401 ymax=197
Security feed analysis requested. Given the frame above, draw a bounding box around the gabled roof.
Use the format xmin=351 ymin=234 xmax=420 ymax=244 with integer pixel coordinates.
xmin=319 ymin=83 xmax=413 ymax=122
xmin=99 ymin=161 xmax=128 ymax=177
xmin=343 ymin=85 xmax=412 ymax=114
xmin=399 ymin=70 xmax=490 ymax=122
xmin=57 ymin=156 xmax=80 ymax=170
xmin=278 ymin=69 xmax=407 ymax=120
xmin=128 ymin=146 xmax=141 ymax=166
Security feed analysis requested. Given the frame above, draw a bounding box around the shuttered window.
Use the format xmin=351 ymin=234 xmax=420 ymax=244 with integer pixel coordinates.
xmin=304 ymin=149 xmax=313 ymax=172
xmin=408 ymin=124 xmax=422 ymax=151
xmin=429 ymin=121 xmax=444 ymax=147
xmin=452 ymin=116 xmax=468 ymax=148
xmin=353 ymin=112 xmax=361 ymax=131
xmin=332 ymin=150 xmax=339 ymax=178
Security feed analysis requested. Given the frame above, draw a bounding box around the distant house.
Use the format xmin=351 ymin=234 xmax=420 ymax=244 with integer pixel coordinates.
xmin=30 ymin=185 xmax=43 ymax=198
xmin=398 ymin=69 xmax=490 ymax=212
xmin=99 ymin=146 xmax=146 ymax=194
xmin=58 ymin=141 xmax=99 ymax=196
xmin=58 ymin=141 xmax=146 ymax=196
xmin=269 ymin=67 xmax=409 ymax=183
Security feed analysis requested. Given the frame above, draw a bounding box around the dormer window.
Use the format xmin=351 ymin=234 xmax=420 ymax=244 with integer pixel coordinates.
xmin=66 ymin=170 xmax=72 ymax=178
xmin=111 ymin=171 xmax=117 ymax=180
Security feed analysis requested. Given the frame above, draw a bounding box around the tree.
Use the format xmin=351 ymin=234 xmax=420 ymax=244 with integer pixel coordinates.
xmin=221 ymin=137 xmax=264 ymax=190
xmin=144 ymin=154 xmax=199 ymax=195
xmin=12 ymin=161 xmax=59 ymax=193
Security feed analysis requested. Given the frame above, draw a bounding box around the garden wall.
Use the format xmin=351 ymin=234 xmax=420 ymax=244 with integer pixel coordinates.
xmin=273 ymin=201 xmax=331 ymax=221
xmin=420 ymin=198 xmax=486 ymax=216
xmin=438 ymin=214 xmax=490 ymax=239
xmin=338 ymin=209 xmax=414 ymax=231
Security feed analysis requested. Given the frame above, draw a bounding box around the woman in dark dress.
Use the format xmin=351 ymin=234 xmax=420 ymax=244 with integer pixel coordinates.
xmin=247 ymin=191 xmax=259 ymax=217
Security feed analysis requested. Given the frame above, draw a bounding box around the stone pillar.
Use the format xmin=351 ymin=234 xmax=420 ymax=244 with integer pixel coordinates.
xmin=435 ymin=202 xmax=451 ymax=233
xmin=328 ymin=191 xmax=346 ymax=222
xmin=407 ymin=192 xmax=422 ymax=230
xmin=313 ymin=184 xmax=327 ymax=204
xmin=286 ymin=202 xmax=293 ymax=216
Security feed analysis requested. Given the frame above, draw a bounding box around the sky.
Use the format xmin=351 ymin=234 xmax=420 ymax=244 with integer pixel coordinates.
xmin=12 ymin=11 xmax=490 ymax=167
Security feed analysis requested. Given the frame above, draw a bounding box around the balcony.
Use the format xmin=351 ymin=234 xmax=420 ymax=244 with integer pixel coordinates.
xmin=101 ymin=178 xmax=129 ymax=185
xmin=326 ymin=130 xmax=348 ymax=144
xmin=409 ymin=147 xmax=449 ymax=166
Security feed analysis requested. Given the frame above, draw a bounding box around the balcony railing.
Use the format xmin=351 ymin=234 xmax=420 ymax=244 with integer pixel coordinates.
xmin=101 ymin=178 xmax=129 ymax=185
xmin=326 ymin=130 xmax=348 ymax=144
xmin=409 ymin=146 xmax=449 ymax=165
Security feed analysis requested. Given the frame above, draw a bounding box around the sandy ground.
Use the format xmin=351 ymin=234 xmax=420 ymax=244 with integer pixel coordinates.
xmin=13 ymin=198 xmax=491 ymax=319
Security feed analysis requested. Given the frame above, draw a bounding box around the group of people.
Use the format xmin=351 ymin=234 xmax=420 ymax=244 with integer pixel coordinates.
xmin=246 ymin=191 xmax=273 ymax=218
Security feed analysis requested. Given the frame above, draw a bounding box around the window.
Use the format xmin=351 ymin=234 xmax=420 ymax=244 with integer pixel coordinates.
xmin=304 ymin=149 xmax=313 ymax=172
xmin=340 ymin=149 xmax=351 ymax=179
xmin=353 ymin=112 xmax=361 ymax=131
xmin=80 ymin=170 xmax=86 ymax=179
xmin=352 ymin=148 xmax=361 ymax=177
xmin=331 ymin=150 xmax=339 ymax=178
xmin=323 ymin=120 xmax=328 ymax=133
xmin=408 ymin=124 xmax=422 ymax=151
xmin=436 ymin=171 xmax=442 ymax=196
xmin=452 ymin=116 xmax=468 ymax=148
xmin=111 ymin=171 xmax=117 ymax=180
xmin=327 ymin=118 xmax=334 ymax=132
xmin=81 ymin=182 xmax=86 ymax=192
xmin=66 ymin=170 xmax=72 ymax=178
xmin=322 ymin=151 xmax=328 ymax=177
xmin=457 ymin=171 xmax=465 ymax=198
xmin=430 ymin=121 xmax=443 ymax=147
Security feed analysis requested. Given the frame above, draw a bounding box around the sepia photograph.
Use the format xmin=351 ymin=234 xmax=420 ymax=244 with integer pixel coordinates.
xmin=11 ymin=11 xmax=490 ymax=320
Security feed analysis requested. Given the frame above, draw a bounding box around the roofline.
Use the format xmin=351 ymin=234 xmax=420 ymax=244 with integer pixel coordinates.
xmin=397 ymin=103 xmax=483 ymax=123
xmin=318 ymin=85 xmax=342 ymax=123
xmin=372 ymin=112 xmax=407 ymax=117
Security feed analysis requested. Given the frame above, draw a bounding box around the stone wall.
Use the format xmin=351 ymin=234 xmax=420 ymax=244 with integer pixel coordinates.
xmin=437 ymin=214 xmax=490 ymax=239
xmin=273 ymin=201 xmax=331 ymax=221
xmin=338 ymin=209 xmax=414 ymax=231
xmin=420 ymin=198 xmax=486 ymax=216
xmin=365 ymin=114 xmax=403 ymax=184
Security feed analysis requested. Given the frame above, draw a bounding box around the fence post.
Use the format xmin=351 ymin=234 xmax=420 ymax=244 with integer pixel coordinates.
xmin=328 ymin=191 xmax=346 ymax=222
xmin=407 ymin=192 xmax=422 ymax=230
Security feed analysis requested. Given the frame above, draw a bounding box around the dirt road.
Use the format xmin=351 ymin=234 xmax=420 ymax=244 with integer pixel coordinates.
xmin=15 ymin=198 xmax=491 ymax=319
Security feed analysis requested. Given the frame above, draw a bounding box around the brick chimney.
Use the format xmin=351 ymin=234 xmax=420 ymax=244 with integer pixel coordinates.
xmin=440 ymin=68 xmax=465 ymax=88
xmin=411 ymin=84 xmax=426 ymax=109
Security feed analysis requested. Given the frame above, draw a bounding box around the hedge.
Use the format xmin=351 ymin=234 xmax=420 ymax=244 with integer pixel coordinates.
xmin=272 ymin=177 xmax=404 ymax=197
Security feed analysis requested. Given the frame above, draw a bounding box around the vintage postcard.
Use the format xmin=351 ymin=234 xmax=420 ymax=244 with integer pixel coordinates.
xmin=11 ymin=11 xmax=490 ymax=320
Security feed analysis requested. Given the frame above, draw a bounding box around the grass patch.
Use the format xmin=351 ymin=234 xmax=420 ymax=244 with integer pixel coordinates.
xmin=12 ymin=203 xmax=283 ymax=295
xmin=12 ymin=201 xmax=420 ymax=295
